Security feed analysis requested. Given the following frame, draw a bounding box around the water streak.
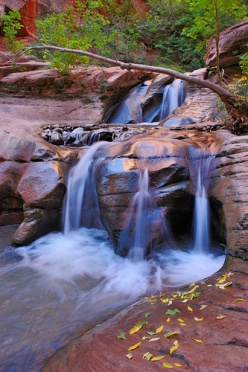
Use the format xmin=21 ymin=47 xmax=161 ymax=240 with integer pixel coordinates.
xmin=127 ymin=168 xmax=151 ymax=260
xmin=192 ymin=155 xmax=213 ymax=253
xmin=63 ymin=142 xmax=106 ymax=234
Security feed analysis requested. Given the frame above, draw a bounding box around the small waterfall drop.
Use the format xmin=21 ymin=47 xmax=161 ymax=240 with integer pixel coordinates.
xmin=63 ymin=142 xmax=106 ymax=234
xmin=127 ymin=168 xmax=151 ymax=261
xmin=191 ymin=155 xmax=213 ymax=253
xmin=105 ymin=79 xmax=185 ymax=124
xmin=159 ymin=79 xmax=185 ymax=120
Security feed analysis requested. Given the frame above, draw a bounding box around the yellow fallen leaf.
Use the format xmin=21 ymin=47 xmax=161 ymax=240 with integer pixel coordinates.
xmin=193 ymin=339 xmax=203 ymax=343
xmin=194 ymin=317 xmax=204 ymax=322
xmin=174 ymin=363 xmax=182 ymax=367
xmin=166 ymin=318 xmax=171 ymax=323
xmin=235 ymin=298 xmax=246 ymax=302
xmin=148 ymin=337 xmax=160 ymax=342
xmin=179 ymin=323 xmax=187 ymax=326
xmin=151 ymin=355 xmax=165 ymax=362
xmin=187 ymin=306 xmax=193 ymax=312
xmin=161 ymin=298 xmax=169 ymax=303
xmin=129 ymin=321 xmax=147 ymax=334
xmin=163 ymin=362 xmax=174 ymax=369
xmin=128 ymin=342 xmax=141 ymax=351
xmin=216 ymin=281 xmax=233 ymax=289
xmin=178 ymin=318 xmax=184 ymax=323
xmin=199 ymin=305 xmax=208 ymax=310
xmin=216 ymin=315 xmax=226 ymax=320
xmin=149 ymin=298 xmax=157 ymax=304
xmin=170 ymin=343 xmax=179 ymax=354
xmin=217 ymin=274 xmax=227 ymax=283
xmin=126 ymin=353 xmax=133 ymax=359
xmin=142 ymin=336 xmax=150 ymax=340
xmin=156 ymin=325 xmax=164 ymax=333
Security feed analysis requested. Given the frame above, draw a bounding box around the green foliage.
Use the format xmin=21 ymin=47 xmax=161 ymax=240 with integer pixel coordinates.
xmin=229 ymin=53 xmax=248 ymax=101
xmin=36 ymin=0 xmax=118 ymax=73
xmin=0 ymin=9 xmax=24 ymax=53
xmin=34 ymin=0 xmax=248 ymax=73
xmin=183 ymin=0 xmax=247 ymax=54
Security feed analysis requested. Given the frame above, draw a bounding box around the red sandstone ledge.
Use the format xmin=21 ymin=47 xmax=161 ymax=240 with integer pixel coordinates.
xmin=43 ymin=256 xmax=248 ymax=372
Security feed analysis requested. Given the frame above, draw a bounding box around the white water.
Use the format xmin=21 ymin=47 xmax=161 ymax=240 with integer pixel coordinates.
xmin=63 ymin=142 xmax=106 ymax=234
xmin=192 ymin=156 xmax=212 ymax=253
xmin=0 ymin=145 xmax=226 ymax=370
xmin=0 ymin=227 xmax=225 ymax=370
xmin=160 ymin=79 xmax=185 ymax=120
xmin=126 ymin=168 xmax=151 ymax=261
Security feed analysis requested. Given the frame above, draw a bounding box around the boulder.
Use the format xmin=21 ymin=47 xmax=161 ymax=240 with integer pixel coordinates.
xmin=0 ymin=132 xmax=77 ymax=245
xmin=95 ymin=130 xmax=225 ymax=256
xmin=206 ymin=20 xmax=248 ymax=68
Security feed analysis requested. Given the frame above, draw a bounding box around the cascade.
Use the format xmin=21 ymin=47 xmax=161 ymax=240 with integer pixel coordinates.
xmin=63 ymin=142 xmax=106 ymax=234
xmin=160 ymin=79 xmax=185 ymax=120
xmin=105 ymin=79 xmax=185 ymax=124
xmin=118 ymin=168 xmax=152 ymax=261
xmin=193 ymin=156 xmax=212 ymax=253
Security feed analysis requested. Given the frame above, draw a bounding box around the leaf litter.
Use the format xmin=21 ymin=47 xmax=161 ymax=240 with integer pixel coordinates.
xmin=118 ymin=272 xmax=235 ymax=368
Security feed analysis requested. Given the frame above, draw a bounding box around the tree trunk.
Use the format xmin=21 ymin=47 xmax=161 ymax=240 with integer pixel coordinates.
xmin=15 ymin=45 xmax=248 ymax=132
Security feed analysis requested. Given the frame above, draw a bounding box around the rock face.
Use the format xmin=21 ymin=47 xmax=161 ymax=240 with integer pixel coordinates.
xmin=206 ymin=20 xmax=248 ymax=68
xmin=0 ymin=133 xmax=77 ymax=245
xmin=94 ymin=129 xmax=225 ymax=256
xmin=42 ymin=257 xmax=248 ymax=372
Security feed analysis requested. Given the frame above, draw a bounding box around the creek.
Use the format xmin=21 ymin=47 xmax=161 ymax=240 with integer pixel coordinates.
xmin=0 ymin=79 xmax=226 ymax=371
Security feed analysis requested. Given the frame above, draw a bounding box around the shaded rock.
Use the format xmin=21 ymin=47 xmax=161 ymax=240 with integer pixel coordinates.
xmin=12 ymin=207 xmax=61 ymax=246
xmin=206 ymin=20 xmax=248 ymax=68
xmin=0 ymin=161 xmax=27 ymax=226
xmin=211 ymin=131 xmax=248 ymax=256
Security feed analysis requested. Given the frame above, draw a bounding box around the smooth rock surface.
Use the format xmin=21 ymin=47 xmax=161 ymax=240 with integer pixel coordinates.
xmin=206 ymin=20 xmax=248 ymax=68
xmin=42 ymin=257 xmax=248 ymax=372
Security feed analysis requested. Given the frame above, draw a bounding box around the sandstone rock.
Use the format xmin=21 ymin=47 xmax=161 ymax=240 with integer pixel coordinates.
xmin=95 ymin=131 xmax=224 ymax=255
xmin=0 ymin=161 xmax=27 ymax=226
xmin=11 ymin=160 xmax=69 ymax=245
xmin=211 ymin=131 xmax=248 ymax=257
xmin=206 ymin=20 xmax=248 ymax=68
xmin=42 ymin=257 xmax=248 ymax=372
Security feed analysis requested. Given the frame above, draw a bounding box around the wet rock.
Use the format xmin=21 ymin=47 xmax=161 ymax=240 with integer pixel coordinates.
xmin=42 ymin=257 xmax=248 ymax=372
xmin=12 ymin=207 xmax=61 ymax=246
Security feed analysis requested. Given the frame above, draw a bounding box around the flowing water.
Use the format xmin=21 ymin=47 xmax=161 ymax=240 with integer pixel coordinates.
xmin=105 ymin=79 xmax=185 ymax=124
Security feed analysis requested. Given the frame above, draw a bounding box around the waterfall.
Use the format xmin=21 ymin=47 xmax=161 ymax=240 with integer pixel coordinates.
xmin=63 ymin=142 xmax=106 ymax=234
xmin=192 ymin=155 xmax=212 ymax=253
xmin=128 ymin=168 xmax=151 ymax=261
xmin=117 ymin=168 xmax=153 ymax=261
xmin=104 ymin=79 xmax=185 ymax=124
xmin=159 ymin=79 xmax=185 ymax=120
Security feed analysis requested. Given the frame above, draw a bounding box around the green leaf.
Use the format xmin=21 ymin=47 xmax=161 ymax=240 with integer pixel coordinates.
xmin=166 ymin=308 xmax=181 ymax=316
xmin=145 ymin=311 xmax=151 ymax=318
xmin=164 ymin=332 xmax=179 ymax=339
xmin=117 ymin=331 xmax=126 ymax=340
